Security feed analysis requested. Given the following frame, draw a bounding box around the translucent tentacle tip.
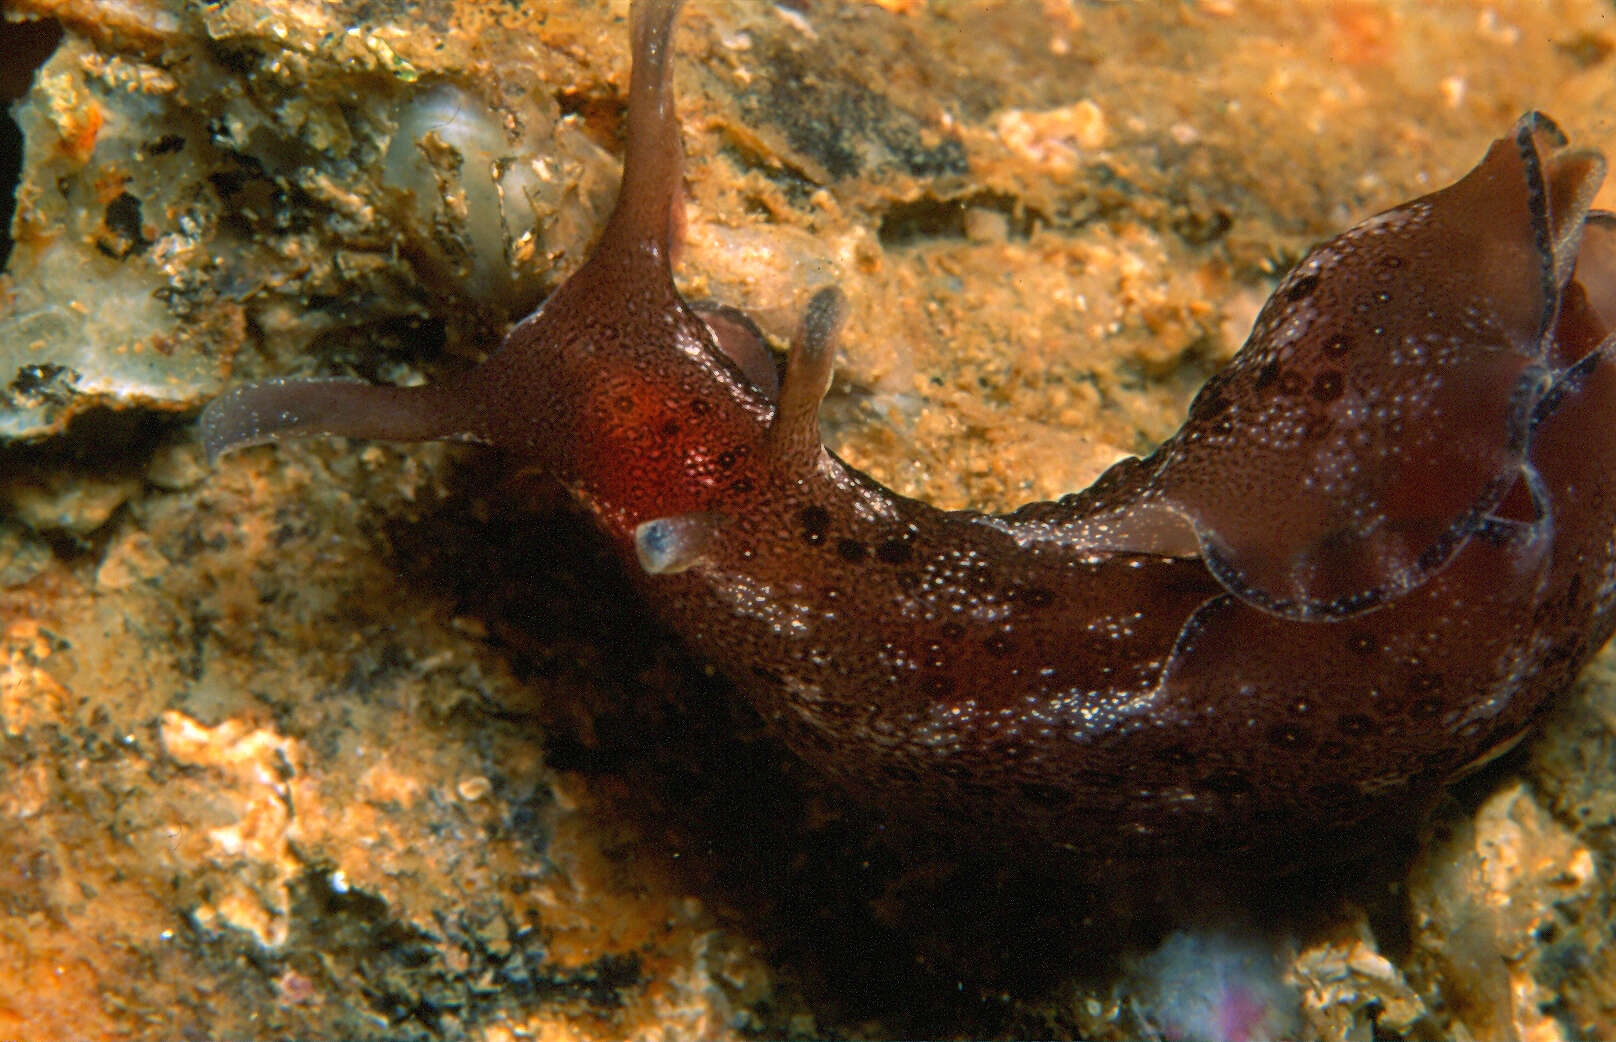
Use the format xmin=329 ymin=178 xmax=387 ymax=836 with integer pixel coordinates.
xmin=773 ymin=285 xmax=845 ymax=436
xmin=798 ymin=285 xmax=846 ymax=366
xmin=198 ymin=380 xmax=307 ymax=464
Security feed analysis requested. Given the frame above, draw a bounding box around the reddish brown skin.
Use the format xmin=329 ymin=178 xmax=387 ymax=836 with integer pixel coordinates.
xmin=204 ymin=1 xmax=1616 ymax=861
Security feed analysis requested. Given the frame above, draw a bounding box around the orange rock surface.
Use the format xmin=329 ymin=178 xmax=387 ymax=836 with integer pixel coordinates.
xmin=3 ymin=1 xmax=1616 ymax=1038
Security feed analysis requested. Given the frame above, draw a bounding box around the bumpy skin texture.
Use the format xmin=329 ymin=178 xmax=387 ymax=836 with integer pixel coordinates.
xmin=204 ymin=0 xmax=1616 ymax=861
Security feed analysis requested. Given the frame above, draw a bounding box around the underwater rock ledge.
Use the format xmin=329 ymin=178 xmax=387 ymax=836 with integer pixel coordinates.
xmin=3 ymin=0 xmax=1616 ymax=1039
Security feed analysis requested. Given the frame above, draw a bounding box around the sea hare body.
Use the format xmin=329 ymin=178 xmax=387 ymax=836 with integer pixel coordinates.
xmin=203 ymin=0 xmax=1616 ymax=861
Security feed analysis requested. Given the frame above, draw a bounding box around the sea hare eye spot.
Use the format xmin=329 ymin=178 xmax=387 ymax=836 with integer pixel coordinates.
xmin=714 ymin=448 xmax=741 ymax=470
xmin=1285 ymin=273 xmax=1320 ymax=301
xmin=1336 ymin=713 xmax=1378 ymax=738
xmin=836 ymin=538 xmax=867 ymax=562
xmin=875 ymin=537 xmax=914 ymax=565
xmin=797 ymin=505 xmax=830 ymax=545
xmin=1311 ymin=370 xmax=1345 ymax=403
xmin=1323 ymin=334 xmax=1353 ymax=358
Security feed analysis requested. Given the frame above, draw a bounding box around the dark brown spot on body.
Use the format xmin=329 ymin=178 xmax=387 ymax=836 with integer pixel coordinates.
xmin=1016 ymin=585 xmax=1055 ymax=608
xmin=1409 ymin=696 xmax=1445 ymax=720
xmin=1266 ymin=724 xmax=1308 ymax=749
xmin=1337 ymin=714 xmax=1377 ymax=738
xmin=1317 ymin=740 xmax=1350 ymax=761
xmin=1311 ymin=370 xmax=1344 ymax=402
xmin=875 ymin=537 xmax=914 ymax=564
xmin=983 ymin=633 xmax=1015 ymax=657
xmin=1407 ymin=671 xmax=1441 ymax=694
xmin=1347 ymin=633 xmax=1377 ymax=655
xmin=1154 ymin=744 xmax=1195 ymax=767
xmin=797 ymin=505 xmax=830 ymax=545
xmin=1194 ymin=390 xmax=1231 ymax=420
xmin=1254 ymin=361 xmax=1280 ymax=391
xmin=1017 ymin=781 xmax=1073 ymax=807
xmin=1285 ymin=273 xmax=1320 ymax=301
xmin=1202 ymin=771 xmax=1253 ymax=796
